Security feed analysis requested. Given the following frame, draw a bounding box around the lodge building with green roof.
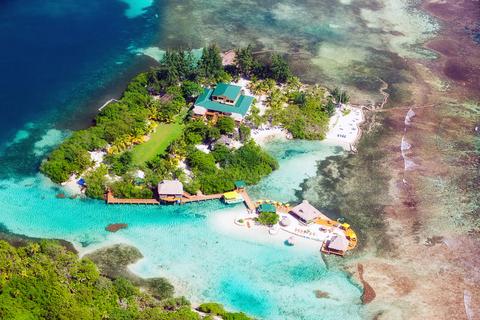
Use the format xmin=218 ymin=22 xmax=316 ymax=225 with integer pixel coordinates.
xmin=193 ymin=83 xmax=254 ymax=121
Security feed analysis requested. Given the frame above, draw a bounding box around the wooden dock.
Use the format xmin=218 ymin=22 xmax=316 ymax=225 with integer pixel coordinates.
xmin=106 ymin=191 xmax=160 ymax=205
xmin=98 ymin=98 xmax=118 ymax=111
xmin=106 ymin=189 xmax=258 ymax=212
xmin=181 ymin=193 xmax=223 ymax=203
xmin=238 ymin=189 xmax=256 ymax=211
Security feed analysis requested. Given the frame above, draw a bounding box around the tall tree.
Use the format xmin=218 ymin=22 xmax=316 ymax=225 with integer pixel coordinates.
xmin=198 ymin=44 xmax=224 ymax=81
xmin=159 ymin=49 xmax=197 ymax=87
xmin=269 ymin=54 xmax=291 ymax=83
xmin=235 ymin=44 xmax=258 ymax=76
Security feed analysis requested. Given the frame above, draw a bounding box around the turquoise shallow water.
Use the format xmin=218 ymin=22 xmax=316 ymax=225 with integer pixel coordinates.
xmin=0 ymin=140 xmax=362 ymax=320
xmin=249 ymin=140 xmax=344 ymax=202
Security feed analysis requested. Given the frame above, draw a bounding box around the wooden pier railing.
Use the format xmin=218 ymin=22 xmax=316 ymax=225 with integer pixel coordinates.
xmin=106 ymin=191 xmax=160 ymax=205
xmin=181 ymin=193 xmax=223 ymax=203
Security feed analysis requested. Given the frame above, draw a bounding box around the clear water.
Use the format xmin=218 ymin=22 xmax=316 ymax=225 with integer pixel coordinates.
xmin=249 ymin=139 xmax=344 ymax=202
xmin=0 ymin=140 xmax=362 ymax=319
xmin=0 ymin=0 xmax=438 ymax=318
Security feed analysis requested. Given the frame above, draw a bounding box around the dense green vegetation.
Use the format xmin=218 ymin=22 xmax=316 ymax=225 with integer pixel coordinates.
xmin=249 ymin=79 xmax=333 ymax=140
xmin=145 ymin=115 xmax=278 ymax=195
xmin=234 ymin=45 xmax=291 ymax=82
xmin=233 ymin=48 xmax=338 ymax=139
xmin=41 ymin=44 xmax=340 ymax=199
xmin=198 ymin=303 xmax=251 ymax=320
xmin=40 ymin=72 xmax=154 ymax=183
xmin=0 ymin=241 xmax=192 ymax=319
xmin=256 ymin=212 xmax=280 ymax=226
xmin=0 ymin=240 xmax=252 ymax=320
xmin=185 ymin=140 xmax=279 ymax=194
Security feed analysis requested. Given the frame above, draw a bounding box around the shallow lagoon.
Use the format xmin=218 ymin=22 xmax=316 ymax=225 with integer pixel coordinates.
xmin=0 ymin=139 xmax=361 ymax=319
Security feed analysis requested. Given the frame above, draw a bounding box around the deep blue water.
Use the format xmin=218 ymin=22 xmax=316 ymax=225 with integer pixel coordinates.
xmin=0 ymin=0 xmax=156 ymax=149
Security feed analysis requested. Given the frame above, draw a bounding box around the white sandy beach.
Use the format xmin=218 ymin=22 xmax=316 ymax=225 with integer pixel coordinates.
xmin=324 ymin=105 xmax=365 ymax=149
xmin=209 ymin=206 xmax=323 ymax=253
xmin=60 ymin=174 xmax=82 ymax=195
xmin=231 ymin=78 xmax=365 ymax=149
xmin=251 ymin=126 xmax=289 ymax=146
xmin=250 ymin=105 xmax=365 ymax=148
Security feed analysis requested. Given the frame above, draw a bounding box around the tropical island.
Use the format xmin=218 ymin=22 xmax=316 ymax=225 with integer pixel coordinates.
xmin=41 ymin=44 xmax=354 ymax=201
xmin=39 ymin=44 xmax=362 ymax=257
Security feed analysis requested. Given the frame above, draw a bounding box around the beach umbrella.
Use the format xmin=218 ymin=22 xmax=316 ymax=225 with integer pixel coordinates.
xmin=286 ymin=236 xmax=295 ymax=246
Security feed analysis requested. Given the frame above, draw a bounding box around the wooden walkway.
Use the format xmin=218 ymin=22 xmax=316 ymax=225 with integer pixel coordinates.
xmin=106 ymin=189 xmax=258 ymax=211
xmin=181 ymin=193 xmax=223 ymax=203
xmin=238 ymin=190 xmax=256 ymax=211
xmin=106 ymin=191 xmax=160 ymax=205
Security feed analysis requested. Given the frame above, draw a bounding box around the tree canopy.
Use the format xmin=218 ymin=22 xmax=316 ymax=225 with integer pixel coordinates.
xmin=40 ymin=44 xmax=337 ymax=201
xmin=198 ymin=44 xmax=224 ymax=82
xmin=0 ymin=240 xmax=253 ymax=320
xmin=269 ymin=54 xmax=292 ymax=83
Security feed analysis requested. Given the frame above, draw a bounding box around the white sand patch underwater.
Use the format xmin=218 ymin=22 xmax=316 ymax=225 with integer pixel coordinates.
xmin=9 ymin=130 xmax=30 ymax=145
xmin=132 ymin=46 xmax=204 ymax=62
xmin=118 ymin=0 xmax=153 ymax=18
xmin=33 ymin=129 xmax=66 ymax=156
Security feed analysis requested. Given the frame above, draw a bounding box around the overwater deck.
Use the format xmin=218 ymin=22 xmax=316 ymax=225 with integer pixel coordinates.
xmin=181 ymin=192 xmax=223 ymax=203
xmin=237 ymin=189 xmax=256 ymax=211
xmin=106 ymin=189 xmax=250 ymax=208
xmin=106 ymin=191 xmax=160 ymax=205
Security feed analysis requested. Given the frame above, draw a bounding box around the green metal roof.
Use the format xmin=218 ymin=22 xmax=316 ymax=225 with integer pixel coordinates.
xmin=212 ymin=83 xmax=241 ymax=100
xmin=195 ymin=87 xmax=211 ymax=104
xmin=194 ymin=88 xmax=254 ymax=116
xmin=258 ymin=203 xmax=276 ymax=213
xmin=234 ymin=180 xmax=246 ymax=188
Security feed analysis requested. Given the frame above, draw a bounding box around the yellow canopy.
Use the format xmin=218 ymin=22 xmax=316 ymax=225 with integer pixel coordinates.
xmin=342 ymin=223 xmax=351 ymax=229
xmin=224 ymin=191 xmax=239 ymax=200
xmin=346 ymin=229 xmax=356 ymax=237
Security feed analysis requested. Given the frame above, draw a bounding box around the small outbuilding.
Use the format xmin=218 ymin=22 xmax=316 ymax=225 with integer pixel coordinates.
xmin=234 ymin=180 xmax=246 ymax=190
xmin=289 ymin=200 xmax=324 ymax=225
xmin=322 ymin=234 xmax=350 ymax=256
xmin=157 ymin=180 xmax=184 ymax=203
